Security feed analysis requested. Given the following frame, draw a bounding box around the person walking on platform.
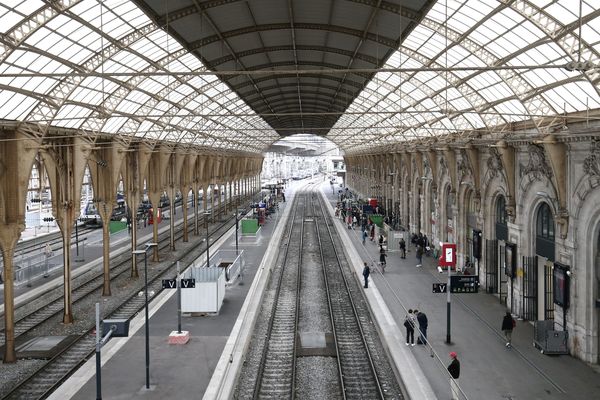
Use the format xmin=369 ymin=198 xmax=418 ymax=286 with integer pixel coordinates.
xmin=362 ymin=262 xmax=371 ymax=288
xmin=416 ymin=244 xmax=424 ymax=267
xmin=379 ymin=247 xmax=387 ymax=271
xmin=362 ymin=228 xmax=368 ymax=245
xmin=415 ymin=309 xmax=428 ymax=344
xmin=447 ymin=352 xmax=461 ymax=400
xmin=370 ymin=224 xmax=375 ymax=241
xmin=502 ymin=311 xmax=516 ymax=348
xmin=404 ymin=309 xmax=417 ymax=346
xmin=399 ymin=238 xmax=406 ymax=259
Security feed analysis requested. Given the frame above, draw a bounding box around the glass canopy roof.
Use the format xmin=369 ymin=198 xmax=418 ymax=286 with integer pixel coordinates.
xmin=0 ymin=0 xmax=598 ymax=154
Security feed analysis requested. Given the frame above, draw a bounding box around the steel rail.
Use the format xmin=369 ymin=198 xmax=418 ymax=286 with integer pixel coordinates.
xmin=314 ymin=190 xmax=386 ymax=399
xmin=0 ymin=199 xmax=250 ymax=400
xmin=253 ymin=193 xmax=304 ymax=399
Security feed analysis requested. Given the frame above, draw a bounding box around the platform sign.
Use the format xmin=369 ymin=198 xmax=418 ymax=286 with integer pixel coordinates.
xmin=433 ymin=283 xmax=448 ymax=293
xmin=450 ymin=275 xmax=479 ymax=293
xmin=162 ymin=279 xmax=177 ymax=289
xmin=181 ymin=278 xmax=195 ymax=288
xmin=162 ymin=278 xmax=196 ymax=289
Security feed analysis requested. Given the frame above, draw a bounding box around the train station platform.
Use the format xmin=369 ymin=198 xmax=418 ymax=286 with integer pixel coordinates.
xmin=324 ymin=183 xmax=600 ymax=400
xmin=47 ymin=189 xmax=293 ymax=400
xmin=24 ymin=179 xmax=600 ymax=400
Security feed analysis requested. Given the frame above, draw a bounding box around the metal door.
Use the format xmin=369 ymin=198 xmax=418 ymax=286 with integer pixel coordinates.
xmin=499 ymin=242 xmax=507 ymax=306
xmin=544 ymin=261 xmax=554 ymax=320
xmin=485 ymin=239 xmax=498 ymax=294
xmin=522 ymin=256 xmax=538 ymax=321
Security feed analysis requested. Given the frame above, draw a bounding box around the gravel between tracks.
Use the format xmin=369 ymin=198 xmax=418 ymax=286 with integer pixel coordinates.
xmin=0 ymin=230 xmax=200 ymax=397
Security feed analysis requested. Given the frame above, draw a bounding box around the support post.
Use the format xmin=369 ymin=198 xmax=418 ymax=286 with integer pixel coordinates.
xmin=447 ymin=263 xmax=452 ymax=344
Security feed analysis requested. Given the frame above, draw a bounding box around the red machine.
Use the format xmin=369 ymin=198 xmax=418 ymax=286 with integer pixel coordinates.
xmin=148 ymin=207 xmax=162 ymax=224
xmin=438 ymin=242 xmax=457 ymax=271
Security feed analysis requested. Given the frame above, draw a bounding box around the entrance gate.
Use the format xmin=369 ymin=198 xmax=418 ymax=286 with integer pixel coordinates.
xmin=544 ymin=261 xmax=554 ymax=320
xmin=484 ymin=239 xmax=507 ymax=305
xmin=522 ymin=256 xmax=537 ymax=321
xmin=485 ymin=239 xmax=498 ymax=293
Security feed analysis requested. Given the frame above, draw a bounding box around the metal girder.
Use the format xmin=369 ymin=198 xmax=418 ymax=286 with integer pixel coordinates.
xmin=188 ymin=23 xmax=398 ymax=51
xmin=232 ymin=73 xmax=366 ymax=92
xmin=210 ymin=45 xmax=379 ymax=68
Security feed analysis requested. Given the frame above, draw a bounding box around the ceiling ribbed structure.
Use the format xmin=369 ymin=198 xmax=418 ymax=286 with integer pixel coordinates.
xmin=0 ymin=1 xmax=599 ymax=155
xmin=131 ymin=0 xmax=434 ymax=138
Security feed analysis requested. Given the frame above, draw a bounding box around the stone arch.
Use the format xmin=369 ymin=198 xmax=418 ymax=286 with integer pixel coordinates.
xmin=410 ymin=166 xmax=422 ymax=234
xmin=519 ymin=178 xmax=559 ymax=258
xmin=438 ymin=178 xmax=453 ymax=243
xmin=482 ymin=166 xmax=509 ymax=241
xmin=577 ymin=186 xmax=600 ymax=363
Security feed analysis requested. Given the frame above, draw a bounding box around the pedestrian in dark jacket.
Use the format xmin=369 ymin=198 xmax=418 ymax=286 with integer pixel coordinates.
xmin=447 ymin=352 xmax=460 ymax=400
xmin=379 ymin=248 xmax=387 ymax=268
xmin=416 ymin=245 xmax=424 ymax=267
xmin=362 ymin=262 xmax=370 ymax=288
xmin=399 ymin=238 xmax=406 ymax=258
xmin=502 ymin=311 xmax=515 ymax=348
xmin=404 ymin=309 xmax=417 ymax=346
xmin=415 ymin=309 xmax=428 ymax=344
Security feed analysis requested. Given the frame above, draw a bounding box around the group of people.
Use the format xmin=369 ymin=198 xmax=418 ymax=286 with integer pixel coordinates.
xmin=403 ymin=309 xmax=429 ymax=346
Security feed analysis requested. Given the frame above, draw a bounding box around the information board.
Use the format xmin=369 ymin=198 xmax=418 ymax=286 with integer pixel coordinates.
xmin=450 ymin=275 xmax=479 ymax=293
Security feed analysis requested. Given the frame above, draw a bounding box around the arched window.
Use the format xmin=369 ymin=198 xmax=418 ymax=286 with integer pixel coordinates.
xmin=496 ymin=196 xmax=506 ymax=225
xmin=495 ymin=195 xmax=508 ymax=241
xmin=535 ymin=202 xmax=555 ymax=261
xmin=536 ymin=203 xmax=555 ymax=240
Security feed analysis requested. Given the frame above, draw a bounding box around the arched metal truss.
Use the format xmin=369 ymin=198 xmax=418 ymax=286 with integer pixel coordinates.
xmin=0 ymin=0 xmax=598 ymax=155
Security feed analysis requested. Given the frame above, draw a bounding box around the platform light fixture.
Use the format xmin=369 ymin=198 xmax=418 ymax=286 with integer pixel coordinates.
xmin=132 ymin=242 xmax=158 ymax=391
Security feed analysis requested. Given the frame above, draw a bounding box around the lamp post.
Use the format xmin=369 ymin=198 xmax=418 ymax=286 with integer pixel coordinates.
xmin=204 ymin=211 xmax=211 ymax=267
xmin=234 ymin=207 xmax=245 ymax=255
xmin=132 ymin=242 xmax=157 ymax=391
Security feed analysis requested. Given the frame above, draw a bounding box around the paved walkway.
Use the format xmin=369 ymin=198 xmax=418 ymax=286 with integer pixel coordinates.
xmin=324 ymin=182 xmax=600 ymax=400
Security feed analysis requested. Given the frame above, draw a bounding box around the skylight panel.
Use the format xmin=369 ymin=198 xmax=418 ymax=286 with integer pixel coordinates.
xmin=462 ymin=111 xmax=485 ymax=127
xmin=0 ymin=92 xmax=36 ymax=120
xmin=478 ymin=81 xmax=513 ymax=103
xmin=14 ymin=0 xmax=43 ymax=16
xmin=53 ymin=104 xmax=92 ymax=128
xmin=0 ymin=7 xmax=22 ymax=33
xmin=493 ymin=100 xmax=528 ymax=122
xmin=546 ymin=3 xmax=578 ymax=25
xmin=418 ymin=33 xmax=447 ymax=59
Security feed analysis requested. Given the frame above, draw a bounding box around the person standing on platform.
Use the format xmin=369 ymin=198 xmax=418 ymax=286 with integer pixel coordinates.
xmin=404 ymin=309 xmax=416 ymax=346
xmin=379 ymin=246 xmax=387 ymax=268
xmin=362 ymin=262 xmax=370 ymax=288
xmin=362 ymin=229 xmax=367 ymax=245
xmin=447 ymin=352 xmax=461 ymax=400
xmin=416 ymin=244 xmax=423 ymax=267
xmin=502 ymin=311 xmax=516 ymax=348
xmin=416 ymin=309 xmax=428 ymax=344
xmin=399 ymin=238 xmax=406 ymax=259
xmin=370 ymin=224 xmax=375 ymax=241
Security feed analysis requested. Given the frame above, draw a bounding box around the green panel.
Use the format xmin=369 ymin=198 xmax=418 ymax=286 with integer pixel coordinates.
xmin=109 ymin=221 xmax=127 ymax=234
xmin=241 ymin=218 xmax=259 ymax=235
xmin=370 ymin=215 xmax=383 ymax=228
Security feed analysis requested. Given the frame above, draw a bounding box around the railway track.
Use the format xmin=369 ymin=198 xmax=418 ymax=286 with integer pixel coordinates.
xmin=242 ymin=187 xmax=403 ymax=400
xmin=253 ymin=193 xmax=304 ymax=398
xmin=1 ymin=199 xmax=251 ymax=400
xmin=314 ymin=192 xmax=400 ymax=399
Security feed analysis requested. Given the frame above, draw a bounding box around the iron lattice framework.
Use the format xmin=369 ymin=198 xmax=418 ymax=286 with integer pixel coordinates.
xmin=0 ymin=0 xmax=598 ymax=154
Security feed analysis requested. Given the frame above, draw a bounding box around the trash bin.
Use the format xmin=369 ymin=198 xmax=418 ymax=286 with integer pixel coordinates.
xmin=533 ymin=320 xmax=568 ymax=355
